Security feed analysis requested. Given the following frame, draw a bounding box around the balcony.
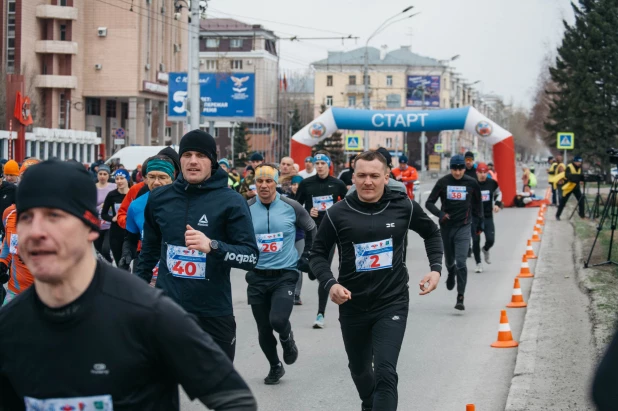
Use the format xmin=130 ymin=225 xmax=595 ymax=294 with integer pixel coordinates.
xmin=346 ymin=84 xmax=371 ymax=94
xmin=35 ymin=40 xmax=78 ymax=55
xmin=36 ymin=5 xmax=78 ymax=20
xmin=35 ymin=75 xmax=77 ymax=89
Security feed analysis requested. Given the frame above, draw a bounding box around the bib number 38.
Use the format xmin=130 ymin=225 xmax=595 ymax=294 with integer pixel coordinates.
xmin=354 ymin=239 xmax=393 ymax=272
xmin=167 ymin=244 xmax=207 ymax=279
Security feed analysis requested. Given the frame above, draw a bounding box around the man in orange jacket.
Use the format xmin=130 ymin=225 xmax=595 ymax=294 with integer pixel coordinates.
xmin=391 ymin=155 xmax=418 ymax=200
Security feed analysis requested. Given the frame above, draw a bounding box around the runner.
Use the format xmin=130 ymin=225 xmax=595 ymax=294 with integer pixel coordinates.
xmin=309 ymin=150 xmax=443 ymax=411
xmin=0 ymin=159 xmax=40 ymax=305
xmin=218 ymin=158 xmax=240 ymax=191
xmin=101 ymin=169 xmax=130 ymax=266
xmin=426 ymin=154 xmax=483 ymax=310
xmin=0 ymin=160 xmax=257 ymax=410
xmin=298 ymin=156 xmax=317 ymax=179
xmin=338 ymin=154 xmax=356 ymax=189
xmin=120 ymin=156 xmax=177 ymax=274
xmin=391 ymin=155 xmax=419 ymax=200
xmin=278 ymin=156 xmax=296 ymax=196
xmin=247 ymin=164 xmax=316 ymax=384
xmin=464 ymin=151 xmax=477 ymax=180
xmin=240 ymin=166 xmax=257 ymax=200
xmin=291 ymin=174 xmax=306 ymax=305
xmin=294 ymin=152 xmax=348 ymax=328
xmin=487 ymin=162 xmax=498 ymax=181
xmin=2 ymin=160 xmax=19 ymax=184
xmin=473 ymin=163 xmax=503 ymax=273
xmin=0 ymin=164 xmax=16 ymax=239
xmin=135 ymin=130 xmax=259 ymax=360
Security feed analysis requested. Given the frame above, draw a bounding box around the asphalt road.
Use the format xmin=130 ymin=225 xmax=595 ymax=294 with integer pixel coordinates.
xmin=181 ymin=171 xmax=543 ymax=410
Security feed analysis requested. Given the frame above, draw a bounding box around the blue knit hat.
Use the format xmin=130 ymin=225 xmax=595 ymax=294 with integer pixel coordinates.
xmin=450 ymin=155 xmax=466 ymax=168
xmin=574 ymin=155 xmax=583 ymax=163
xmin=399 ymin=155 xmax=408 ymax=164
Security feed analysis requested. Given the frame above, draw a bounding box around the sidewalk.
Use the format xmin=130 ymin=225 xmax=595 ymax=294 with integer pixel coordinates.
xmin=505 ymin=217 xmax=596 ymax=411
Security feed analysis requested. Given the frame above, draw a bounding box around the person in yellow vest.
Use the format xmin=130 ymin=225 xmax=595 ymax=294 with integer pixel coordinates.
xmin=556 ymin=155 xmax=585 ymax=221
xmin=547 ymin=156 xmax=558 ymax=206
xmin=549 ymin=155 xmax=567 ymax=203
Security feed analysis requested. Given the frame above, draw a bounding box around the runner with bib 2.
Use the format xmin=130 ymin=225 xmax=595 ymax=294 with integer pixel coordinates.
xmin=310 ymin=150 xmax=443 ymax=411
xmin=247 ymin=164 xmax=316 ymax=385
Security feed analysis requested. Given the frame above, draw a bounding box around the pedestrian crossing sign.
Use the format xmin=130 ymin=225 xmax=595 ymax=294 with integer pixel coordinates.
xmin=345 ymin=135 xmax=363 ymax=151
xmin=557 ymin=132 xmax=574 ymax=149
xmin=434 ymin=143 xmax=444 ymax=153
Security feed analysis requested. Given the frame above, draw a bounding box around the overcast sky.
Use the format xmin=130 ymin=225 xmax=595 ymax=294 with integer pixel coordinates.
xmin=208 ymin=0 xmax=575 ymax=109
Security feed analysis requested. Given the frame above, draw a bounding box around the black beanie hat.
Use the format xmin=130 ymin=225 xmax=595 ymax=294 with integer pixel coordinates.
xmin=376 ymin=147 xmax=393 ymax=168
xmin=179 ymin=130 xmax=217 ymax=165
xmin=158 ymin=146 xmax=180 ymax=175
xmin=17 ymin=160 xmax=99 ymax=231
xmin=464 ymin=151 xmax=475 ymax=160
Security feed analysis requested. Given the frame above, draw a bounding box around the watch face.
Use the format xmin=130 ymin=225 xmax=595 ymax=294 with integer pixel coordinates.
xmin=211 ymin=240 xmax=218 ymax=249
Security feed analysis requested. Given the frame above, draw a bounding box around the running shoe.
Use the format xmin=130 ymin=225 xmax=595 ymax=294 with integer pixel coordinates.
xmin=455 ymin=294 xmax=465 ymax=311
xmin=482 ymin=248 xmax=491 ymax=264
xmin=264 ymin=363 xmax=285 ymax=385
xmin=475 ymin=263 xmax=483 ymax=273
xmin=313 ymin=313 xmax=325 ymax=329
xmin=446 ymin=274 xmax=455 ymax=291
xmin=294 ymin=295 xmax=303 ymax=305
xmin=281 ymin=332 xmax=298 ymax=365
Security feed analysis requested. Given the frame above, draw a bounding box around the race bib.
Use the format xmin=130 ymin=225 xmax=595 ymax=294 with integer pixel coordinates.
xmin=481 ymin=190 xmax=491 ymax=202
xmin=447 ymin=185 xmax=467 ymax=201
xmin=312 ymin=195 xmax=334 ymax=211
xmin=25 ymin=394 xmax=113 ymax=410
xmin=354 ymin=239 xmax=393 ymax=272
xmin=256 ymin=232 xmax=283 ymax=253
xmin=9 ymin=234 xmax=18 ymax=255
xmin=249 ymin=184 xmax=256 ymax=191
xmin=114 ymin=203 xmax=121 ymax=213
xmin=166 ymin=244 xmax=206 ymax=279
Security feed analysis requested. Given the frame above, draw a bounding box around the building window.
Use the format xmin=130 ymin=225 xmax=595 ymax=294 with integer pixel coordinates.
xmin=95 ymin=126 xmax=102 ymax=138
xmin=326 ymin=96 xmax=333 ymax=107
xmin=204 ymin=60 xmax=217 ymax=70
xmin=60 ymin=24 xmax=67 ymax=41
xmin=86 ymin=98 xmax=101 ymax=115
xmin=385 ymin=138 xmax=393 ymax=148
xmin=59 ymin=93 xmax=66 ymax=128
xmin=326 ymin=75 xmax=333 ymax=87
xmin=230 ymin=60 xmax=243 ymax=70
xmin=6 ymin=0 xmax=16 ymax=73
xmin=206 ymin=38 xmax=220 ymax=48
xmin=59 ymin=0 xmax=67 ymax=6
xmin=348 ymin=96 xmax=356 ymax=107
xmin=106 ymin=100 xmax=117 ymax=118
xmin=349 ymin=75 xmax=356 ymax=85
xmin=386 ymin=75 xmax=393 ymax=86
xmin=230 ymin=38 xmax=243 ymax=48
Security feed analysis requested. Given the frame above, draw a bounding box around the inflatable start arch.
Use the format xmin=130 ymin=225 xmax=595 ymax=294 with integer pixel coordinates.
xmin=290 ymin=106 xmax=516 ymax=207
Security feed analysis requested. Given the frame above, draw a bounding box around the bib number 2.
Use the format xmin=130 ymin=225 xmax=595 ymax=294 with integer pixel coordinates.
xmin=354 ymin=239 xmax=393 ymax=272
xmin=167 ymin=244 xmax=207 ymax=279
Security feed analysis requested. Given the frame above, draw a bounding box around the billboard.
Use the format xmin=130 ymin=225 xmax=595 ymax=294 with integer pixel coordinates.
xmin=167 ymin=72 xmax=255 ymax=120
xmin=406 ymin=75 xmax=441 ymax=108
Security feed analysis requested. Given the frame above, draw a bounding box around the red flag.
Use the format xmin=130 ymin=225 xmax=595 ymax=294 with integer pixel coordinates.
xmin=14 ymin=92 xmax=33 ymax=126
xmin=283 ymin=74 xmax=288 ymax=92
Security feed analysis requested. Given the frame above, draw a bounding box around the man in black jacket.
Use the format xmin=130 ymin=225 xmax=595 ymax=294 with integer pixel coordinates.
xmin=0 ymin=160 xmax=256 ymax=411
xmin=135 ymin=130 xmax=259 ymax=361
xmin=473 ymin=163 xmax=503 ymax=273
xmin=426 ymin=154 xmax=483 ymax=310
xmin=464 ymin=151 xmax=477 ymax=180
xmin=556 ymin=155 xmax=585 ymax=220
xmin=310 ymin=150 xmax=443 ymax=411
xmin=338 ymin=154 xmax=356 ymax=189
xmin=295 ymin=152 xmax=348 ymax=328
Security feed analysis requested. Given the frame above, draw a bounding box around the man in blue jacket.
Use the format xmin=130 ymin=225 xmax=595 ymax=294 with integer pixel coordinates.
xmin=247 ymin=164 xmax=316 ymax=384
xmin=135 ymin=130 xmax=259 ymax=361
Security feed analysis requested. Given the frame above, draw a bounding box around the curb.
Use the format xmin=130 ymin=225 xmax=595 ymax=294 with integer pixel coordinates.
xmin=503 ymin=223 xmax=548 ymax=411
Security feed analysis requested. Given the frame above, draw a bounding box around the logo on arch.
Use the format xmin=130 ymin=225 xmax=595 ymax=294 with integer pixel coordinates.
xmin=475 ymin=121 xmax=493 ymax=137
xmin=308 ymin=122 xmax=327 ymax=139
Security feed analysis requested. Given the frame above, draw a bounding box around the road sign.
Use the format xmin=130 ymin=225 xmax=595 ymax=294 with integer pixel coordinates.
xmin=557 ymin=132 xmax=574 ymax=149
xmin=345 ymin=135 xmax=363 ymax=151
xmin=114 ymin=139 xmax=125 ymax=145
xmin=434 ymin=143 xmax=444 ymax=153
xmin=115 ymin=128 xmax=126 ymax=139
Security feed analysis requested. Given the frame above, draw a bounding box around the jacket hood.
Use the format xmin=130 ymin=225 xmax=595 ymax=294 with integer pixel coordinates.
xmin=176 ymin=166 xmax=228 ymax=190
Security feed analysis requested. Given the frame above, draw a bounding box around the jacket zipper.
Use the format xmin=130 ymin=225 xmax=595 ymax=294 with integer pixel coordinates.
xmin=184 ymin=185 xmax=190 ymax=227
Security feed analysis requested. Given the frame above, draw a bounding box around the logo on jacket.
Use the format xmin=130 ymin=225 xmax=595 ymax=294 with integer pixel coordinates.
xmin=91 ymin=363 xmax=109 ymax=375
xmin=475 ymin=121 xmax=493 ymax=137
xmin=198 ymin=214 xmax=209 ymax=227
xmin=386 ymin=223 xmax=395 ymax=228
xmin=224 ymin=252 xmax=257 ymax=264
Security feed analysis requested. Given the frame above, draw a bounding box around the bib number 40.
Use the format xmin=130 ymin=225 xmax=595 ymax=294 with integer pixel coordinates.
xmin=172 ymin=260 xmax=198 ymax=276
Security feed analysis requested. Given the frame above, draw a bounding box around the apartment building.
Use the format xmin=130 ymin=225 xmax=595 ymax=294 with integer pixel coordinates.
xmin=197 ymin=18 xmax=279 ymax=160
xmin=312 ymin=46 xmax=488 ymax=167
xmin=1 ymin=0 xmax=188 ymax=158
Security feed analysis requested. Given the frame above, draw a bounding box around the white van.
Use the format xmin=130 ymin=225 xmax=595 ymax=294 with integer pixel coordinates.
xmin=105 ymin=145 xmax=179 ymax=171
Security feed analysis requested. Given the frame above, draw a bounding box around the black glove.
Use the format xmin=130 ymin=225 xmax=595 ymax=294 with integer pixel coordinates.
xmin=297 ymin=251 xmax=311 ymax=273
xmin=0 ymin=262 xmax=8 ymax=285
xmin=119 ymin=243 xmax=135 ymax=271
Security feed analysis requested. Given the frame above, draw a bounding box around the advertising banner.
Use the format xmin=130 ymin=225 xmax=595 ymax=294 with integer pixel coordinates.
xmin=167 ymin=72 xmax=255 ymax=120
xmin=406 ymin=75 xmax=441 ymax=108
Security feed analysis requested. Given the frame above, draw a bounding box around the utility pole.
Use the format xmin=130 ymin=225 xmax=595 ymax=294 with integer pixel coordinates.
xmin=188 ymin=0 xmax=201 ymax=131
xmin=420 ymin=86 xmax=426 ymax=179
xmin=363 ymin=50 xmax=370 ymax=151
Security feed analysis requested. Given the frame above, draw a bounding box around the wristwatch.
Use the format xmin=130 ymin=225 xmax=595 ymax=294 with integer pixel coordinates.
xmin=210 ymin=239 xmax=219 ymax=251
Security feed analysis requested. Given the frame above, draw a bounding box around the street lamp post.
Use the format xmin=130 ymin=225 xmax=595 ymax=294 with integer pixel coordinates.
xmin=363 ymin=6 xmax=415 ymax=151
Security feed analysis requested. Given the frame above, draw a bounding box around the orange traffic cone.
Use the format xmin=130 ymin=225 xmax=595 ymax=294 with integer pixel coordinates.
xmin=536 ymin=215 xmax=545 ymax=227
xmin=517 ymin=255 xmax=534 ymax=278
xmin=525 ymin=239 xmax=537 ymax=259
xmin=536 ymin=223 xmax=543 ymax=235
xmin=491 ymin=310 xmax=519 ymax=348
xmin=532 ymin=229 xmax=541 ymax=243
xmin=507 ymin=278 xmax=527 ymax=308
xmin=466 ymin=405 xmax=475 ymax=411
